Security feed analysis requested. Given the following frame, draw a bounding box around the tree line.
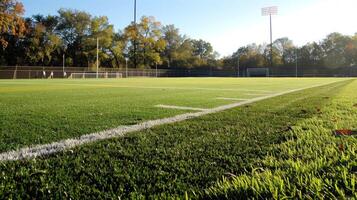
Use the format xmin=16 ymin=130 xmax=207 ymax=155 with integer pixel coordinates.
xmin=1 ymin=0 xmax=357 ymax=71
xmin=1 ymin=0 xmax=218 ymax=69
xmin=222 ymin=34 xmax=357 ymax=72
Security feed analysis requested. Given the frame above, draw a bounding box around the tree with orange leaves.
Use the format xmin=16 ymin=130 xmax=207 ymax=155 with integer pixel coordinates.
xmin=0 ymin=0 xmax=26 ymax=48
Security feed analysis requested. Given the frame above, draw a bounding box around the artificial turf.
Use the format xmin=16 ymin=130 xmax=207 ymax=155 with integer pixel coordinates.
xmin=0 ymin=78 xmax=341 ymax=152
xmin=0 ymin=78 xmax=355 ymax=199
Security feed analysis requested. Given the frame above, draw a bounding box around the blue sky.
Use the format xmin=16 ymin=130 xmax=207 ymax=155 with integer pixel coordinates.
xmin=21 ymin=0 xmax=357 ymax=56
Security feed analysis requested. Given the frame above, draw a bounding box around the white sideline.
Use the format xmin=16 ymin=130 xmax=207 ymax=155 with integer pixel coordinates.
xmin=155 ymin=105 xmax=208 ymax=111
xmin=216 ymin=97 xmax=250 ymax=101
xmin=0 ymin=81 xmax=340 ymax=161
xmin=60 ymin=83 xmax=274 ymax=93
xmin=244 ymin=93 xmax=264 ymax=96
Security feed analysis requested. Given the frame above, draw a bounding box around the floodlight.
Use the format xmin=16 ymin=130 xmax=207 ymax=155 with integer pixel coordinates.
xmin=262 ymin=6 xmax=278 ymax=68
xmin=261 ymin=6 xmax=278 ymax=16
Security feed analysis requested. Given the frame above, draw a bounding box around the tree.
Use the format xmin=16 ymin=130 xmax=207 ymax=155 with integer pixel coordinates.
xmin=345 ymin=33 xmax=357 ymax=67
xmin=24 ymin=15 xmax=62 ymax=66
xmin=109 ymin=32 xmax=126 ymax=68
xmin=56 ymin=9 xmax=91 ymax=67
xmin=191 ymin=39 xmax=213 ymax=60
xmin=322 ymin=32 xmax=350 ymax=68
xmin=0 ymin=0 xmax=26 ymax=48
xmin=124 ymin=16 xmax=166 ymax=68
xmin=161 ymin=25 xmax=184 ymax=67
xmin=83 ymin=16 xmax=114 ymax=68
xmin=25 ymin=16 xmax=62 ymax=66
xmin=273 ymin=37 xmax=295 ymax=66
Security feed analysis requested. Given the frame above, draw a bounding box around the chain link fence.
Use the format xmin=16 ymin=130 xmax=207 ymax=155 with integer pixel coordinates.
xmin=1 ymin=66 xmax=357 ymax=79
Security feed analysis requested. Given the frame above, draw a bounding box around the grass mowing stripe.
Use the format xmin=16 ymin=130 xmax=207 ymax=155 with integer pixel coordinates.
xmin=0 ymin=80 xmax=344 ymax=161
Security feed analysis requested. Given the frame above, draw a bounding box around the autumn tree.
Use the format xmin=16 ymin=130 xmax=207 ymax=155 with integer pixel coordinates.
xmin=25 ymin=15 xmax=62 ymax=65
xmin=273 ymin=37 xmax=295 ymax=66
xmin=0 ymin=0 xmax=26 ymax=48
xmin=109 ymin=32 xmax=126 ymax=68
xmin=161 ymin=24 xmax=184 ymax=67
xmin=321 ymin=32 xmax=350 ymax=68
xmin=124 ymin=16 xmax=166 ymax=68
xmin=83 ymin=16 xmax=114 ymax=68
xmin=56 ymin=9 xmax=91 ymax=67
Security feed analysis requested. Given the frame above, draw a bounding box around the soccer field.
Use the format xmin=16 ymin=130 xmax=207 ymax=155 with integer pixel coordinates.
xmin=0 ymin=78 xmax=341 ymax=153
xmin=0 ymin=78 xmax=356 ymax=199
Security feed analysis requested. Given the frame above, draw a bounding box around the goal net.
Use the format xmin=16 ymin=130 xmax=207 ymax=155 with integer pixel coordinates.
xmin=246 ymin=68 xmax=270 ymax=77
xmin=69 ymin=72 xmax=123 ymax=79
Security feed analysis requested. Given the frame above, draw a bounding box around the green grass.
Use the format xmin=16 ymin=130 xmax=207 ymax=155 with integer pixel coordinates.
xmin=0 ymin=78 xmax=356 ymax=199
xmin=0 ymin=78 xmax=340 ymax=152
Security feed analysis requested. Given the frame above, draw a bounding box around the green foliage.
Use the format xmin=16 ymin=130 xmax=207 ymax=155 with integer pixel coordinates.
xmin=0 ymin=6 xmax=217 ymax=69
xmin=25 ymin=18 xmax=62 ymax=65
xmin=124 ymin=16 xmax=166 ymax=68
xmin=224 ymin=32 xmax=357 ymax=72
xmin=0 ymin=0 xmax=25 ymax=48
xmin=3 ymin=3 xmax=357 ymax=71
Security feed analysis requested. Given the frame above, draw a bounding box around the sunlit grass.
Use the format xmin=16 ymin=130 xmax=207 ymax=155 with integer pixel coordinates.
xmin=0 ymin=78 xmax=355 ymax=199
xmin=0 ymin=78 xmax=340 ymax=152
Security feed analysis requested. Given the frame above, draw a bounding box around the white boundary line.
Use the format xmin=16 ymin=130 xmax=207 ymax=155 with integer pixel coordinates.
xmin=244 ymin=93 xmax=265 ymax=96
xmin=0 ymin=81 xmax=342 ymax=162
xmin=0 ymin=82 xmax=274 ymax=93
xmin=216 ymin=97 xmax=250 ymax=101
xmin=61 ymin=83 xmax=275 ymax=93
xmin=155 ymin=105 xmax=208 ymax=111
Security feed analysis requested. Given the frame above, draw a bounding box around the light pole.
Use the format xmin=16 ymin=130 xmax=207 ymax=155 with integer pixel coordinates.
xmin=155 ymin=62 xmax=158 ymax=78
xmin=96 ymin=37 xmax=99 ymax=78
xmin=133 ymin=0 xmax=137 ymax=68
xmin=134 ymin=0 xmax=137 ymax=23
xmin=125 ymin=57 xmax=129 ymax=78
xmin=262 ymin=6 xmax=278 ymax=69
xmin=237 ymin=54 xmax=240 ymax=77
xmin=295 ymin=48 xmax=298 ymax=78
xmin=62 ymin=54 xmax=65 ymax=78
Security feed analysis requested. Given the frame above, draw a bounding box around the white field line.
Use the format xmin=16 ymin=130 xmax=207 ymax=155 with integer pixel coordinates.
xmin=0 ymin=81 xmax=341 ymax=162
xmin=0 ymin=81 xmax=274 ymax=93
xmin=216 ymin=97 xmax=250 ymax=101
xmin=155 ymin=105 xmax=208 ymax=111
xmin=58 ymin=83 xmax=275 ymax=93
xmin=244 ymin=93 xmax=265 ymax=96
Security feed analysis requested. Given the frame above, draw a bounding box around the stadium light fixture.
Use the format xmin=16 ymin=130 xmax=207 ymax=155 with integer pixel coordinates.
xmin=133 ymin=0 xmax=137 ymax=68
xmin=262 ymin=6 xmax=278 ymax=68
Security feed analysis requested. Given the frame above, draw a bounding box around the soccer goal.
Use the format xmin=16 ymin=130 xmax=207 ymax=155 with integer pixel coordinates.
xmin=69 ymin=72 xmax=123 ymax=79
xmin=246 ymin=68 xmax=270 ymax=77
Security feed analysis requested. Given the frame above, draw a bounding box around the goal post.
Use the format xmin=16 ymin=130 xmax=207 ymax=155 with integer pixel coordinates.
xmin=69 ymin=72 xmax=123 ymax=79
xmin=246 ymin=68 xmax=270 ymax=77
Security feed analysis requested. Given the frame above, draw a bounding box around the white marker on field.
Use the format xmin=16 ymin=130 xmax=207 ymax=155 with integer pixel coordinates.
xmin=0 ymin=81 xmax=344 ymax=161
xmin=155 ymin=104 xmax=208 ymax=111
xmin=244 ymin=93 xmax=264 ymax=96
xmin=59 ymin=83 xmax=274 ymax=93
xmin=216 ymin=97 xmax=250 ymax=101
